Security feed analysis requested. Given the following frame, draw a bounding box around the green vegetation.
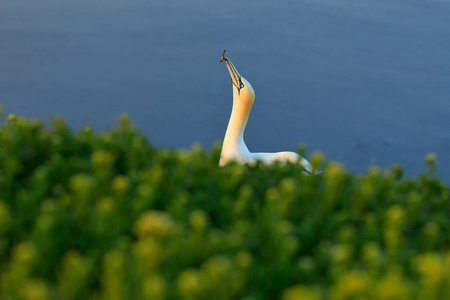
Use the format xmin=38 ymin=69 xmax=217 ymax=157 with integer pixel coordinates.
xmin=0 ymin=111 xmax=449 ymax=300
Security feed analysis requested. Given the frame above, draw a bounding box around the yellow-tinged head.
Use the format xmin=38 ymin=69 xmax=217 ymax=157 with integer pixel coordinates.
xmin=222 ymin=53 xmax=255 ymax=107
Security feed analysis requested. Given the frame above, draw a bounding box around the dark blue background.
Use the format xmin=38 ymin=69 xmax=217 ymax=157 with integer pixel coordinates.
xmin=2 ymin=0 xmax=450 ymax=180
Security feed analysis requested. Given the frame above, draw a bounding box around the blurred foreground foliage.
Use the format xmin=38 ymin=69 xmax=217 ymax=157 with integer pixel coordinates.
xmin=0 ymin=112 xmax=449 ymax=300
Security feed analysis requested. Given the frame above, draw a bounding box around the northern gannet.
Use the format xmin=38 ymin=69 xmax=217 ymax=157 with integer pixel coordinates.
xmin=219 ymin=50 xmax=314 ymax=173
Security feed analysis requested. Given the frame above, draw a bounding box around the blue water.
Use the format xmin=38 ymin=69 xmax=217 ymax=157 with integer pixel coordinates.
xmin=2 ymin=0 xmax=450 ymax=180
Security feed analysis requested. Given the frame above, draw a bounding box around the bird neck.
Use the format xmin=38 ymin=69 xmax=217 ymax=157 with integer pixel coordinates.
xmin=222 ymin=94 xmax=252 ymax=154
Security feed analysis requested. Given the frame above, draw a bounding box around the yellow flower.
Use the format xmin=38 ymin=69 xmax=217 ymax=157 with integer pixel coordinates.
xmin=325 ymin=162 xmax=345 ymax=180
xmin=425 ymin=152 xmax=437 ymax=169
xmin=134 ymin=211 xmax=174 ymax=239
xmin=177 ymin=150 xmax=190 ymax=165
xmin=102 ymin=250 xmax=126 ymax=300
xmin=329 ymin=270 xmax=368 ymax=300
xmin=133 ymin=239 xmax=162 ymax=268
xmin=53 ymin=116 xmax=66 ymax=130
xmin=13 ymin=242 xmax=36 ymax=264
xmin=202 ymin=255 xmax=233 ymax=283
xmin=340 ymin=272 xmax=367 ymax=294
xmin=177 ymin=269 xmax=203 ymax=298
xmin=22 ymin=280 xmax=49 ymax=300
xmin=235 ymin=251 xmax=253 ymax=269
xmin=413 ymin=253 xmax=446 ymax=288
xmin=282 ymin=285 xmax=321 ymax=300
xmin=97 ymin=197 xmax=114 ymax=215
xmin=189 ymin=210 xmax=207 ymax=231
xmin=360 ymin=180 xmax=374 ymax=199
xmin=310 ymin=151 xmax=325 ymax=170
xmin=265 ymin=187 xmax=280 ymax=203
xmin=190 ymin=143 xmax=203 ymax=153
xmin=407 ymin=191 xmax=422 ymax=212
xmin=385 ymin=205 xmax=405 ymax=226
xmin=70 ymin=174 xmax=94 ymax=194
xmin=119 ymin=113 xmax=131 ymax=128
xmin=104 ymin=250 xmax=124 ymax=272
xmin=375 ymin=267 xmax=410 ymax=300
xmin=362 ymin=242 xmax=382 ymax=269
xmin=142 ymin=275 xmax=166 ymax=300
xmin=7 ymin=113 xmax=17 ymax=124
xmin=91 ymin=150 xmax=115 ymax=167
xmin=59 ymin=251 xmax=91 ymax=299
xmin=280 ymin=177 xmax=296 ymax=197
xmin=330 ymin=244 xmax=352 ymax=265
xmin=111 ymin=175 xmax=130 ymax=193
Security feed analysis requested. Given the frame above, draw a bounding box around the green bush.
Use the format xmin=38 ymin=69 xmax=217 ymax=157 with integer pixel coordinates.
xmin=0 ymin=112 xmax=449 ymax=300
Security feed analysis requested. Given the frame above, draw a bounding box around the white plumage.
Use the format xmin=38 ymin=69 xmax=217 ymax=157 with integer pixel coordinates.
xmin=219 ymin=51 xmax=314 ymax=174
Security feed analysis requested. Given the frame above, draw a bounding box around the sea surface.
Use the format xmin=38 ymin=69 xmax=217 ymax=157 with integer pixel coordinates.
xmin=2 ymin=0 xmax=450 ymax=180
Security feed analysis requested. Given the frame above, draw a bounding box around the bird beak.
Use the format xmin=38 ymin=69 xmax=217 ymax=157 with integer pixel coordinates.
xmin=225 ymin=59 xmax=244 ymax=91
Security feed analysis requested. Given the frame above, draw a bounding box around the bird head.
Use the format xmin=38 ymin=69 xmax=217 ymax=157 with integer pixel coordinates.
xmin=223 ymin=55 xmax=255 ymax=106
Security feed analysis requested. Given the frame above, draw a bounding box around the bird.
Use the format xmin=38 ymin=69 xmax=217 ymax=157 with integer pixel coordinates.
xmin=219 ymin=50 xmax=315 ymax=174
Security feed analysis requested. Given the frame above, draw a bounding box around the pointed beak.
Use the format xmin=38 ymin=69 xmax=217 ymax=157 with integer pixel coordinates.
xmin=221 ymin=55 xmax=244 ymax=91
xmin=226 ymin=59 xmax=244 ymax=90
